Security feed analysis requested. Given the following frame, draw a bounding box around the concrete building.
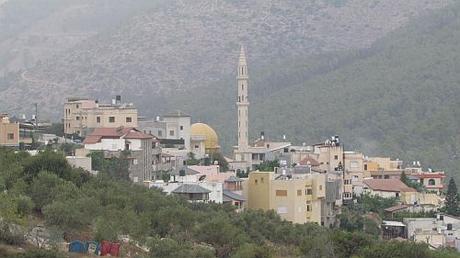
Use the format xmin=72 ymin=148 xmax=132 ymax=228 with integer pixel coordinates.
xmin=406 ymin=168 xmax=446 ymax=194
xmin=64 ymin=96 xmax=138 ymax=137
xmin=66 ymin=156 xmax=92 ymax=173
xmin=404 ymin=214 xmax=460 ymax=250
xmin=244 ymin=171 xmax=326 ymax=225
xmin=83 ymin=127 xmax=153 ymax=183
xmin=0 ymin=113 xmax=19 ymax=147
xmin=313 ymin=136 xmax=343 ymax=173
xmin=343 ymin=151 xmax=365 ymax=201
xmin=365 ymin=157 xmax=404 ymax=179
xmin=138 ymin=113 xmax=221 ymax=165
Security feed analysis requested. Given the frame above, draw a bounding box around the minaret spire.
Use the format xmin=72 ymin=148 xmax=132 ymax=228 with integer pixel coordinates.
xmin=237 ymin=45 xmax=249 ymax=152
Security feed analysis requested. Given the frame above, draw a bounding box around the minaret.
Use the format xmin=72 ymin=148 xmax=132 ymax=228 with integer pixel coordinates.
xmin=237 ymin=45 xmax=249 ymax=151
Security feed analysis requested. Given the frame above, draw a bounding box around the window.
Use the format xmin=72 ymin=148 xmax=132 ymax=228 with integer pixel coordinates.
xmin=125 ymin=143 xmax=130 ymax=150
xmin=133 ymin=159 xmax=138 ymax=165
xmin=260 ymin=177 xmax=264 ymax=183
xmin=334 ymin=155 xmax=339 ymax=160
xmin=297 ymin=190 xmax=302 ymax=196
xmin=306 ymin=188 xmax=312 ymax=195
xmin=76 ymin=104 xmax=79 ymax=109
xmin=195 ymin=145 xmax=199 ymax=149
xmin=180 ymin=125 xmax=184 ymax=130
xmin=158 ymin=130 xmax=163 ymax=137
xmin=276 ymin=190 xmax=287 ymax=197
xmin=76 ymin=116 xmax=80 ymax=120
xmin=255 ymin=179 xmax=258 ymax=184
xmin=169 ymin=130 xmax=174 ymax=136
xmin=109 ymin=117 xmax=115 ymax=123
xmin=126 ymin=117 xmax=132 ymax=123
xmin=428 ymin=179 xmax=436 ymax=186
xmin=7 ymin=133 xmax=14 ymax=140
xmin=307 ymin=205 xmax=311 ymax=212
xmin=284 ymin=148 xmax=289 ymax=153
xmin=319 ymin=185 xmax=323 ymax=191
xmin=96 ymin=116 xmax=101 ymax=123
xmin=364 ymin=164 xmax=368 ymax=170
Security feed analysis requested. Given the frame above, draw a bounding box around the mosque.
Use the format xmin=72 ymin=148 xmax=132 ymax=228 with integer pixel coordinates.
xmin=139 ymin=46 xmax=291 ymax=171
xmin=190 ymin=122 xmax=220 ymax=158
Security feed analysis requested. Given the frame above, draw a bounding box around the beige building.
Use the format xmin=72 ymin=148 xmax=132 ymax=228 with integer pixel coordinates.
xmin=64 ymin=96 xmax=137 ymax=137
xmin=244 ymin=171 xmax=325 ymax=224
xmin=343 ymin=151 xmax=365 ymax=201
xmin=313 ymin=136 xmax=343 ymax=173
xmin=0 ymin=114 xmax=19 ymax=147
xmin=365 ymin=157 xmax=403 ymax=179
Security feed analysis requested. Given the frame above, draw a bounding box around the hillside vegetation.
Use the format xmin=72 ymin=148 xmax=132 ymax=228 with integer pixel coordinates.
xmin=0 ymin=0 xmax=452 ymax=117
xmin=162 ymin=3 xmax=460 ymax=183
xmin=1 ymin=148 xmax=459 ymax=258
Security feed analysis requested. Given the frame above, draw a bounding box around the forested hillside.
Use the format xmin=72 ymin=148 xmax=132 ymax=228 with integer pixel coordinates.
xmin=163 ymin=3 xmax=460 ymax=182
xmin=0 ymin=0 xmax=451 ymax=117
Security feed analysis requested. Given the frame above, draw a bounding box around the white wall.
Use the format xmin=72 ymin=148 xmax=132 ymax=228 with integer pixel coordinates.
xmin=85 ymin=138 xmax=142 ymax=151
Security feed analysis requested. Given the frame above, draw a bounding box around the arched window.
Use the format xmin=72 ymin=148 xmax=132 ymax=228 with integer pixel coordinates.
xmin=428 ymin=179 xmax=436 ymax=186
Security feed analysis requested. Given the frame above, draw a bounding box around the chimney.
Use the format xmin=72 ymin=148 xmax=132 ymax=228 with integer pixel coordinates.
xmin=116 ymin=95 xmax=122 ymax=105
xmin=260 ymin=131 xmax=265 ymax=140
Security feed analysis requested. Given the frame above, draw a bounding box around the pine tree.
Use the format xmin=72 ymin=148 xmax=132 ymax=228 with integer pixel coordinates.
xmin=400 ymin=171 xmax=409 ymax=185
xmin=445 ymin=178 xmax=459 ymax=216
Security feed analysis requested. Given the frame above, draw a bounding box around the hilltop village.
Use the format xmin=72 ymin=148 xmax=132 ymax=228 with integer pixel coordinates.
xmin=1 ymin=47 xmax=459 ymax=256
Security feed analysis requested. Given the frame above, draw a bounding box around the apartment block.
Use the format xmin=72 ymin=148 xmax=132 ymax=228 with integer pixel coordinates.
xmin=64 ymin=96 xmax=137 ymax=137
xmin=244 ymin=171 xmax=326 ymax=225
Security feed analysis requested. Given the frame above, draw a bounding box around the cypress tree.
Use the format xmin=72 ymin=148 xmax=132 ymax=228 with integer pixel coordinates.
xmin=445 ymin=178 xmax=459 ymax=216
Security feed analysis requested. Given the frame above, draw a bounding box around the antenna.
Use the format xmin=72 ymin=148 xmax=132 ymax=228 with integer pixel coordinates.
xmin=34 ymin=103 xmax=38 ymax=129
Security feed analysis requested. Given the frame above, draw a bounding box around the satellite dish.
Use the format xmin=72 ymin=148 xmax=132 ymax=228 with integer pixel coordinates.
xmin=199 ymin=175 xmax=206 ymax=181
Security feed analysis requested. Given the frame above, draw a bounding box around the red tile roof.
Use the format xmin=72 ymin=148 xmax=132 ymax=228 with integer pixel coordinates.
xmin=363 ymin=179 xmax=416 ymax=193
xmin=299 ymin=156 xmax=320 ymax=166
xmin=83 ymin=127 xmax=152 ymax=144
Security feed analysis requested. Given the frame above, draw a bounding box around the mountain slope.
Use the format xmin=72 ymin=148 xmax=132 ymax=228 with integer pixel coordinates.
xmin=0 ymin=0 xmax=452 ymax=117
xmin=169 ymin=3 xmax=460 ymax=181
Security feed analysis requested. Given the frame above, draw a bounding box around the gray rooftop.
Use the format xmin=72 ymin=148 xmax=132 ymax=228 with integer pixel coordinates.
xmin=172 ymin=184 xmax=211 ymax=194
xmin=223 ymin=190 xmax=246 ymax=201
xmin=225 ymin=176 xmax=243 ymax=182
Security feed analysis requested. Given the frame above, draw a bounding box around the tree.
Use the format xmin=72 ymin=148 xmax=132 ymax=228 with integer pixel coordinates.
xmin=255 ymin=160 xmax=279 ymax=172
xmin=445 ymin=178 xmax=459 ymax=216
xmin=400 ymin=171 xmax=424 ymax=192
xmin=22 ymin=151 xmax=72 ymax=182
xmin=211 ymin=152 xmax=229 ymax=171
xmin=186 ymin=152 xmax=200 ymax=166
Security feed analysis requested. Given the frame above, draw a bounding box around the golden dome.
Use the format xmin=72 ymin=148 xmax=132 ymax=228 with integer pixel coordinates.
xmin=191 ymin=123 xmax=219 ymax=150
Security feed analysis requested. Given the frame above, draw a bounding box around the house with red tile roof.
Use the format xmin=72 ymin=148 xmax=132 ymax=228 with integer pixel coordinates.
xmin=363 ymin=179 xmax=416 ymax=198
xmin=83 ymin=127 xmax=153 ymax=183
